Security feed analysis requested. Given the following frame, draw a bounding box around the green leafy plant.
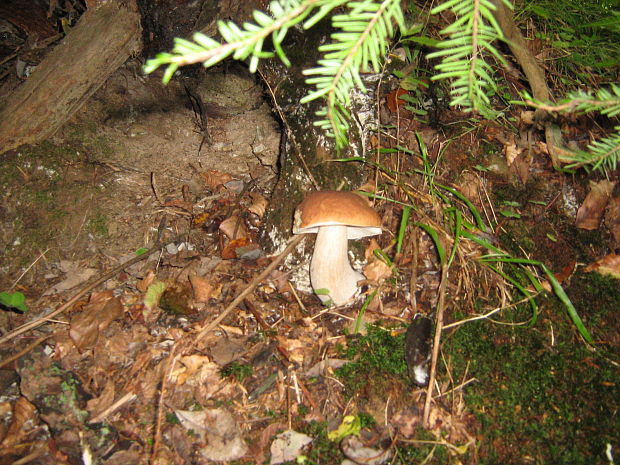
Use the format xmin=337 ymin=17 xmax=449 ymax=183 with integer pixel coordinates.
xmin=0 ymin=291 xmax=28 ymax=312
xmin=426 ymin=0 xmax=511 ymax=117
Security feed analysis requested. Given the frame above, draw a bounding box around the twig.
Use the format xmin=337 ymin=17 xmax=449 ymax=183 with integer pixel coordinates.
xmin=88 ymin=392 xmax=137 ymax=424
xmin=10 ymin=248 xmax=50 ymax=290
xmin=149 ymin=340 xmax=184 ymax=465
xmin=422 ymin=262 xmax=448 ymax=427
xmin=0 ymin=335 xmax=51 ymax=369
xmin=442 ymin=294 xmax=539 ymax=330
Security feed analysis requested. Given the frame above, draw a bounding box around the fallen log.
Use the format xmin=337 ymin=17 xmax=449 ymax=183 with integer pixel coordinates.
xmin=0 ymin=0 xmax=142 ymax=155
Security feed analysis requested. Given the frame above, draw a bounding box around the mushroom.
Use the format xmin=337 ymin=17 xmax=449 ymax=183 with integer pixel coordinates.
xmin=293 ymin=191 xmax=382 ymax=306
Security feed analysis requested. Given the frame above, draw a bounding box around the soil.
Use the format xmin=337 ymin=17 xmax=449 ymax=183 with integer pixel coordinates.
xmin=0 ymin=63 xmax=280 ymax=293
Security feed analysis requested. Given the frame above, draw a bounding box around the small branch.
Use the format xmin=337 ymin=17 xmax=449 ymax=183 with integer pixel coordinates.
xmin=422 ymin=262 xmax=448 ymax=427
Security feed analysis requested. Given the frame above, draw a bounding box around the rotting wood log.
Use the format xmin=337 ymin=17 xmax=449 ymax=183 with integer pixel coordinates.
xmin=0 ymin=0 xmax=142 ymax=155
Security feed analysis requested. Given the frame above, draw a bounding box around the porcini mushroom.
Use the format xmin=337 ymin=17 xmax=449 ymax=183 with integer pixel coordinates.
xmin=293 ymin=191 xmax=382 ymax=306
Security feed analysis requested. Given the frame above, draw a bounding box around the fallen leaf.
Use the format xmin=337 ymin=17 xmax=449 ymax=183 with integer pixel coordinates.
xmin=189 ymin=274 xmax=222 ymax=303
xmin=46 ymin=260 xmax=97 ymax=294
xmin=363 ymin=258 xmax=392 ymax=282
xmin=69 ymin=291 xmax=123 ymax=351
xmin=363 ymin=240 xmax=393 ymax=282
xmin=270 ymin=430 xmax=313 ymax=465
xmin=219 ymin=215 xmax=249 ymax=240
xmin=519 ymin=110 xmax=535 ymax=125
xmin=304 ymin=358 xmax=349 ymax=377
xmin=86 ymin=378 xmax=115 ymax=418
xmin=576 ymin=180 xmax=616 ymax=230
xmin=136 ymin=270 xmax=156 ymax=293
xmin=248 ymin=192 xmax=268 ymax=217
xmin=276 ymin=337 xmax=305 ymax=364
xmin=171 ymin=355 xmax=212 ymax=385
xmin=510 ymin=152 xmax=532 ymax=184
xmin=386 ymin=88 xmax=408 ymax=113
xmin=504 ymin=141 xmax=520 ymax=166
xmin=341 ymin=435 xmax=391 ymax=465
xmin=173 ymin=407 xmax=248 ymax=462
xmin=200 ymin=169 xmax=234 ymax=188
xmin=584 ymin=254 xmax=620 ymax=279
xmin=221 ymin=237 xmax=252 ymax=259
xmin=0 ymin=397 xmax=37 ymax=449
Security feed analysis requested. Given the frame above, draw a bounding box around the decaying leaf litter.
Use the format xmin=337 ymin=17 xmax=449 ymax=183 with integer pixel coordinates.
xmin=1 ymin=17 xmax=619 ymax=465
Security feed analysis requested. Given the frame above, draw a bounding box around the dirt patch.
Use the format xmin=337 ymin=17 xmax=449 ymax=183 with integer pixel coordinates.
xmin=0 ymin=63 xmax=280 ymax=293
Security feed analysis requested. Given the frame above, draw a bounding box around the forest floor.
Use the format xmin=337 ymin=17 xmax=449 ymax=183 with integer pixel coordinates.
xmin=0 ymin=48 xmax=619 ymax=465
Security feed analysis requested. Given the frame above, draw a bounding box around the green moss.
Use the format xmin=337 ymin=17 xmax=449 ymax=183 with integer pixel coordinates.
xmin=219 ymin=362 xmax=253 ymax=382
xmin=335 ymin=324 xmax=408 ymax=396
xmin=296 ymin=421 xmax=344 ymax=465
xmin=87 ymin=212 xmax=109 ymax=237
xmin=443 ymin=308 xmax=619 ymax=464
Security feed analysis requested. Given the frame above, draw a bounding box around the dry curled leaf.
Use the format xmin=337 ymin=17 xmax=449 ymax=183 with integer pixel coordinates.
xmin=386 ymin=88 xmax=408 ymax=113
xmin=584 ymin=254 xmax=620 ymax=279
xmin=219 ymin=215 xmax=249 ymax=240
xmin=69 ymin=291 xmax=123 ymax=351
xmin=175 ymin=408 xmax=247 ymax=462
xmin=189 ymin=274 xmax=222 ymax=303
xmin=0 ymin=397 xmax=37 ymax=449
xmin=200 ymin=169 xmax=234 ymax=188
xmin=247 ymin=192 xmax=268 ymax=218
xmin=576 ymin=180 xmax=616 ymax=230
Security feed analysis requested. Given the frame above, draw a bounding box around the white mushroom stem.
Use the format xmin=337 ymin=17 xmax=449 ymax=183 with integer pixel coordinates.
xmin=310 ymin=225 xmax=364 ymax=306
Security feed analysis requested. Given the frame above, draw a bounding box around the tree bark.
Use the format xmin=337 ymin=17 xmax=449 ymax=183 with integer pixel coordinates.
xmin=0 ymin=0 xmax=142 ymax=155
xmin=258 ymin=22 xmax=368 ymax=252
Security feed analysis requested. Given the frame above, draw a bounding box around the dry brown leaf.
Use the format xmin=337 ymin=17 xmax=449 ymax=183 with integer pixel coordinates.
xmin=510 ymin=152 xmax=532 ymax=184
xmin=210 ymin=337 xmax=247 ymax=366
xmin=189 ymin=274 xmax=222 ymax=303
xmin=69 ymin=291 xmax=124 ymax=352
xmin=386 ymin=88 xmax=408 ymax=113
xmin=136 ymin=269 xmax=156 ymax=293
xmin=174 ymin=408 xmax=247 ymax=462
xmin=86 ymin=378 xmax=116 ymax=418
xmin=219 ymin=215 xmax=249 ymax=240
xmin=171 ymin=355 xmax=212 ymax=385
xmin=584 ymin=254 xmax=620 ymax=279
xmin=504 ymin=141 xmax=521 ymax=165
xmin=363 ymin=239 xmax=392 ymax=282
xmin=576 ymin=180 xmax=616 ymax=230
xmin=46 ymin=260 xmax=97 ymax=294
xmin=270 ymin=430 xmax=313 ymax=465
xmin=247 ymin=192 xmax=268 ymax=217
xmin=363 ymin=258 xmax=392 ymax=282
xmin=519 ymin=110 xmax=535 ymax=125
xmin=162 ymin=198 xmax=193 ymax=213
xmin=0 ymin=397 xmax=37 ymax=449
xmin=341 ymin=435 xmax=391 ymax=465
xmin=276 ymin=337 xmax=306 ymax=364
xmin=221 ymin=237 xmax=252 ymax=259
xmin=200 ymin=169 xmax=234 ymax=188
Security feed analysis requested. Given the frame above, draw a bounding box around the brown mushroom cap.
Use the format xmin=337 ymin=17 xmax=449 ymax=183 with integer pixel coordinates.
xmin=293 ymin=191 xmax=382 ymax=239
